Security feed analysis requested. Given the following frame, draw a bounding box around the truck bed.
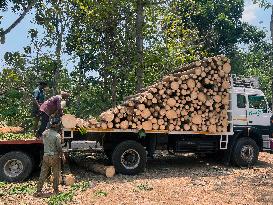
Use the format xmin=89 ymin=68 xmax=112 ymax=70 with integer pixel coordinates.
xmin=63 ymin=127 xmax=233 ymax=137
xmin=0 ymin=139 xmax=43 ymax=145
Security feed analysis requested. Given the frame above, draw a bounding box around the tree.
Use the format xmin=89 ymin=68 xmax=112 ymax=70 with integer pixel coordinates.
xmin=232 ymin=41 xmax=273 ymax=100
xmin=252 ymin=0 xmax=272 ymax=109
xmin=66 ymin=0 xmax=137 ymax=111
xmin=34 ymin=0 xmax=72 ymax=94
xmin=0 ymin=0 xmax=37 ymax=44
xmin=135 ymin=0 xmax=145 ymax=92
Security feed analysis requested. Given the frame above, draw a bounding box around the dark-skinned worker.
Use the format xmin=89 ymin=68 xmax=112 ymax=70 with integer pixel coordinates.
xmin=34 ymin=119 xmax=63 ymax=196
xmin=36 ymin=91 xmax=70 ymax=139
xmin=32 ymin=82 xmax=48 ymax=134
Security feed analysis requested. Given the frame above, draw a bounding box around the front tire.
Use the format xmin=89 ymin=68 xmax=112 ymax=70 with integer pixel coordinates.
xmin=232 ymin=138 xmax=259 ymax=167
xmin=0 ymin=151 xmax=33 ymax=182
xmin=112 ymin=140 xmax=147 ymax=175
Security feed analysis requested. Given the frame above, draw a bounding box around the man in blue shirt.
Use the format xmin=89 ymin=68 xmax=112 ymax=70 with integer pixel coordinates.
xmin=32 ymin=82 xmax=48 ymax=134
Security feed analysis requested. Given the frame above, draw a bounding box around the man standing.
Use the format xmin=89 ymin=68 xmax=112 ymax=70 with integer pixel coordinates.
xmin=36 ymin=91 xmax=70 ymax=139
xmin=35 ymin=120 xmax=62 ymax=196
xmin=32 ymin=82 xmax=48 ymax=134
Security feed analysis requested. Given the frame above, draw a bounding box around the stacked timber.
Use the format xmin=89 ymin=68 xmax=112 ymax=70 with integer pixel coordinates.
xmin=62 ymin=55 xmax=231 ymax=133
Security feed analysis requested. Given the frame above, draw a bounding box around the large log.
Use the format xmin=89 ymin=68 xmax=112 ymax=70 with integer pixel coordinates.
xmin=85 ymin=163 xmax=115 ymax=178
xmin=142 ymin=121 xmax=153 ymax=130
xmin=62 ymin=114 xmax=77 ymax=129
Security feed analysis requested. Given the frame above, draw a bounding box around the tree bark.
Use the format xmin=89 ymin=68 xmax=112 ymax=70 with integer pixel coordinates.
xmin=135 ymin=0 xmax=144 ymax=92
xmin=111 ymin=75 xmax=117 ymax=106
xmin=271 ymin=7 xmax=273 ymax=110
xmin=52 ymin=11 xmax=64 ymax=95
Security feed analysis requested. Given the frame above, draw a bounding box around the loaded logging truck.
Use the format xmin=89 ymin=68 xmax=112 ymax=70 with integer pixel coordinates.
xmin=0 ymin=75 xmax=272 ymax=182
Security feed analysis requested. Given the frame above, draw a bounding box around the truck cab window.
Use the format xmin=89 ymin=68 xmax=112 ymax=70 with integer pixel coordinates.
xmin=237 ymin=94 xmax=246 ymax=108
xmin=248 ymin=95 xmax=267 ymax=112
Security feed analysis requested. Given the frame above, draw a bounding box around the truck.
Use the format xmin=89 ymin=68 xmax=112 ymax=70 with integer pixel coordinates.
xmin=0 ymin=75 xmax=272 ymax=182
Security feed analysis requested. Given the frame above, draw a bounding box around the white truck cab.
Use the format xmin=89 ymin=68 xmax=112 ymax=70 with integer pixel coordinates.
xmin=232 ymin=76 xmax=272 ymax=152
xmin=233 ymin=87 xmax=271 ymax=126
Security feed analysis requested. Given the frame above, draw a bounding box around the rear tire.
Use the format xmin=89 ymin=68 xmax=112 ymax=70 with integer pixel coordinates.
xmin=112 ymin=140 xmax=147 ymax=175
xmin=0 ymin=151 xmax=33 ymax=182
xmin=232 ymin=138 xmax=259 ymax=167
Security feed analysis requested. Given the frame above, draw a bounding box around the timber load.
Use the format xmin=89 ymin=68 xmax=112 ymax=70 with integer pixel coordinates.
xmin=62 ymin=55 xmax=231 ymax=133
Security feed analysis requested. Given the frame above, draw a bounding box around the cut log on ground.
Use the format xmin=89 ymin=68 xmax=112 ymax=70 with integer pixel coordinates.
xmin=85 ymin=164 xmax=115 ymax=178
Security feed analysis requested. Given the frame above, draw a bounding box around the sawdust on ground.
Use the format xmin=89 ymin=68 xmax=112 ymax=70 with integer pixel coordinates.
xmin=0 ymin=152 xmax=272 ymax=205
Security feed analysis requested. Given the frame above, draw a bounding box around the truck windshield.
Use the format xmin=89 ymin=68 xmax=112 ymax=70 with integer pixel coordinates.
xmin=248 ymin=95 xmax=267 ymax=111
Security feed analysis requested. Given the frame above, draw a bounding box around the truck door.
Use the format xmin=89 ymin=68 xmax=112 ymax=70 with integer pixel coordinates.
xmin=247 ymin=95 xmax=271 ymax=127
xmin=233 ymin=93 xmax=247 ymax=125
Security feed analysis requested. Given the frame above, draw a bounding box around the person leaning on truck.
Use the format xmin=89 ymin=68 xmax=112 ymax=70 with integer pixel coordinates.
xmin=34 ymin=120 xmax=63 ymax=196
xmin=32 ymin=82 xmax=48 ymax=134
xmin=36 ymin=91 xmax=70 ymax=139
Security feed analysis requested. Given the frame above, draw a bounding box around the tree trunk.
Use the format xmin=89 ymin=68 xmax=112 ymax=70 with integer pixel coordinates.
xmin=52 ymin=14 xmax=64 ymax=95
xmin=270 ymin=5 xmax=273 ymax=111
xmin=111 ymin=75 xmax=117 ymax=106
xmin=135 ymin=0 xmax=144 ymax=92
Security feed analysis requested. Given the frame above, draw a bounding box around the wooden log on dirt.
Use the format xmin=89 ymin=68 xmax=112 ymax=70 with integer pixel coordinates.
xmin=85 ymin=164 xmax=115 ymax=178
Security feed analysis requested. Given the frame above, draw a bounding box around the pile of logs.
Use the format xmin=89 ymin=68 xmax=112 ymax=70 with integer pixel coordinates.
xmin=62 ymin=55 xmax=231 ymax=133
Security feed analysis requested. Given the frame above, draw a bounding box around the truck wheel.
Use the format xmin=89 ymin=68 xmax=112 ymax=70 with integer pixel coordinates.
xmin=112 ymin=140 xmax=147 ymax=175
xmin=0 ymin=151 xmax=33 ymax=182
xmin=232 ymin=138 xmax=259 ymax=167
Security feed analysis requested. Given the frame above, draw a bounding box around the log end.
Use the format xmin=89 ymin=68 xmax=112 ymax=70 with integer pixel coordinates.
xmin=105 ymin=166 xmax=116 ymax=178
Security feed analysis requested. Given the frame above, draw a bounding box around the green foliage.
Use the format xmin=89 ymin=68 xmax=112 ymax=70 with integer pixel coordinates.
xmin=138 ymin=129 xmax=146 ymax=139
xmin=0 ymin=133 xmax=34 ymax=140
xmin=0 ymin=0 xmax=271 ymax=127
xmin=136 ymin=183 xmax=153 ymax=191
xmin=0 ymin=182 xmax=6 ymax=188
xmin=48 ymin=181 xmax=92 ymax=205
xmin=71 ymin=181 xmax=91 ymax=192
xmin=78 ymin=127 xmax=87 ymax=136
xmin=231 ymin=40 xmax=273 ymax=100
xmin=48 ymin=181 xmax=91 ymax=205
xmin=8 ymin=183 xmax=36 ymax=195
xmin=0 ymin=182 xmax=36 ymax=196
xmin=253 ymin=0 xmax=272 ymax=8
xmin=94 ymin=190 xmax=108 ymax=197
xmin=48 ymin=191 xmax=74 ymax=205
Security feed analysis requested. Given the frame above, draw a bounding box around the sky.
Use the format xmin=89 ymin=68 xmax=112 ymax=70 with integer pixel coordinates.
xmin=0 ymin=0 xmax=272 ymax=72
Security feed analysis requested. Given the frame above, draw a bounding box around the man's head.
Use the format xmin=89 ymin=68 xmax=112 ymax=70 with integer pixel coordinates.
xmin=50 ymin=118 xmax=61 ymax=129
xmin=39 ymin=82 xmax=48 ymax=89
xmin=60 ymin=91 xmax=70 ymax=99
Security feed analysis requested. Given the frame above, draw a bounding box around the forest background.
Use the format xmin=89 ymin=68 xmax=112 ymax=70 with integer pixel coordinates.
xmin=0 ymin=0 xmax=272 ymax=130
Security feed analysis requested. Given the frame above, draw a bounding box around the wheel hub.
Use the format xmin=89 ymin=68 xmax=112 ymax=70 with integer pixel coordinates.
xmin=241 ymin=145 xmax=254 ymax=163
xmin=121 ymin=149 xmax=140 ymax=170
xmin=4 ymin=159 xmax=24 ymax=178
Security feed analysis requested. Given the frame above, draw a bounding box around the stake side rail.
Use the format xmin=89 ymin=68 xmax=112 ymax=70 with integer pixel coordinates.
xmin=62 ymin=127 xmax=234 ymax=139
xmin=0 ymin=139 xmax=43 ymax=145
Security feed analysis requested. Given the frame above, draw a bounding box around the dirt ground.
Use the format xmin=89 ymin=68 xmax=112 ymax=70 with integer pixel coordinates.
xmin=0 ymin=152 xmax=273 ymax=205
